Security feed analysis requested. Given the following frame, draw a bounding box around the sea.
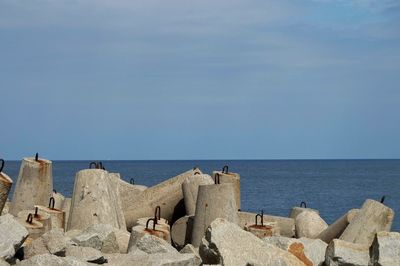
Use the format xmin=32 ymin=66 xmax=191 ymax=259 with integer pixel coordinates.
xmin=3 ymin=159 xmax=399 ymax=231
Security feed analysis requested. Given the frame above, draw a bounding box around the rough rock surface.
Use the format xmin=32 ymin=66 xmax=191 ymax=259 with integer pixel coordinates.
xmin=65 ymin=246 xmax=107 ymax=264
xmin=199 ymin=218 xmax=305 ymax=266
xmin=16 ymin=254 xmax=89 ymax=266
xmin=128 ymin=234 xmax=177 ymax=254
xmin=325 ymin=239 xmax=369 ymax=266
xmin=264 ymin=236 xmax=327 ymax=266
xmin=290 ymin=207 xmax=319 ymax=220
xmin=340 ymin=199 xmax=394 ymax=246
xmin=180 ymin=244 xmax=201 ymax=265
xmin=295 ymin=210 xmax=328 ymax=238
xmin=72 ymin=224 xmax=119 ymax=253
xmin=104 ymin=252 xmax=196 ymax=266
xmin=0 ymin=214 xmax=29 ymax=261
xmin=24 ymin=228 xmax=71 ymax=259
xmin=369 ymin=231 xmax=400 ymax=266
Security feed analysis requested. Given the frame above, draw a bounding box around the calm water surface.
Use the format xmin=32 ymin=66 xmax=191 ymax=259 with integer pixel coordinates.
xmin=3 ymin=160 xmax=399 ymax=231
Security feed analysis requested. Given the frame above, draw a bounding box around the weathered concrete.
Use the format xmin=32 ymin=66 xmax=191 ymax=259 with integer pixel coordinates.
xmin=182 ymin=173 xmax=214 ymax=215
xmin=0 ymin=214 xmax=29 ymax=261
xmin=104 ymin=252 xmax=196 ymax=266
xmin=171 ymin=215 xmax=194 ymax=249
xmin=295 ymin=210 xmax=328 ymax=238
xmin=238 ymin=211 xmax=296 ymax=237
xmin=51 ymin=191 xmax=65 ymax=210
xmin=24 ymin=228 xmax=71 ymax=259
xmin=0 ymin=166 xmax=13 ymax=215
xmin=62 ymin=198 xmax=71 ymax=230
xmin=67 ymin=169 xmax=126 ymax=231
xmin=212 ymin=169 xmax=241 ymax=210
xmin=16 ymin=213 xmax=45 ymax=240
xmin=17 ymin=209 xmax=52 ymax=234
xmin=370 ymin=231 xmax=400 ymax=266
xmin=116 ymin=175 xmax=147 ymax=214
xmin=263 ymin=236 xmax=327 ymax=266
xmin=17 ymin=254 xmax=89 ymax=266
xmin=35 ymin=205 xmax=65 ymax=231
xmin=0 ymin=258 xmax=9 ymax=266
xmin=10 ymin=157 xmax=53 ymax=216
xmin=290 ymin=206 xmax=319 ymax=220
xmin=65 ymin=246 xmax=107 ymax=264
xmin=127 ymin=224 xmax=172 ymax=252
xmin=128 ymin=233 xmax=177 ymax=254
xmin=124 ymin=168 xmax=202 ymax=229
xmin=72 ymin=223 xmax=120 ymax=253
xmin=180 ymin=244 xmax=201 ymax=265
xmin=340 ymin=199 xmax=394 ymax=246
xmin=325 ymin=239 xmax=369 ymax=266
xmin=199 ymin=218 xmax=304 ymax=266
xmin=191 ymin=183 xmax=238 ymax=247
xmin=244 ymin=213 xmax=280 ymax=238
xmin=1 ymin=201 xmax=10 ymax=216
xmin=113 ymin=229 xmax=130 ymax=254
xmin=318 ymin=209 xmax=360 ymax=244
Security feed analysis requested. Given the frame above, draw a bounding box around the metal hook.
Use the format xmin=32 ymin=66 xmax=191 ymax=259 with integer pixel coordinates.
xmin=0 ymin=159 xmax=4 ymax=173
xmin=35 ymin=153 xmax=39 ymax=161
xmin=98 ymin=162 xmax=105 ymax=170
xmin=193 ymin=166 xmax=199 ymax=171
xmin=255 ymin=210 xmax=264 ymax=226
xmin=48 ymin=197 xmax=55 ymax=209
xmin=222 ymin=165 xmax=229 ymax=174
xmin=380 ymin=196 xmax=386 ymax=203
xmin=214 ymin=173 xmax=220 ymax=184
xmin=194 ymin=171 xmax=201 ymax=175
xmin=300 ymin=201 xmax=307 ymax=208
xmin=34 ymin=207 xmax=39 ymax=218
xmin=26 ymin=213 xmax=33 ymax=224
xmin=154 ymin=206 xmax=161 ymax=221
xmin=53 ymin=189 xmax=57 ymax=194
xmin=130 ymin=178 xmax=135 ymax=185
xmin=89 ymin=162 xmax=97 ymax=169
xmin=146 ymin=218 xmax=157 ymax=230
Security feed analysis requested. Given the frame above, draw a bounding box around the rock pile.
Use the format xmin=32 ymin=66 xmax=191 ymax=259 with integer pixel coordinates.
xmin=0 ymin=157 xmax=398 ymax=265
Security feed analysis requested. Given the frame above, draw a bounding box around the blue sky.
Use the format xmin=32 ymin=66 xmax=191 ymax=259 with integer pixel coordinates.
xmin=1 ymin=0 xmax=399 ymax=160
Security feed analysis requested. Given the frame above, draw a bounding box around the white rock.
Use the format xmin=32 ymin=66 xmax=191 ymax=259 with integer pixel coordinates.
xmin=0 ymin=214 xmax=29 ymax=261
xmin=370 ymin=231 xmax=400 ymax=266
xmin=0 ymin=258 xmax=10 ymax=266
xmin=325 ymin=239 xmax=369 ymax=266
xmin=104 ymin=252 xmax=196 ymax=266
xmin=65 ymin=246 xmax=106 ymax=264
xmin=24 ymin=228 xmax=71 ymax=259
xmin=128 ymin=234 xmax=177 ymax=254
xmin=199 ymin=218 xmax=304 ymax=266
xmin=180 ymin=244 xmax=201 ymax=265
xmin=295 ymin=210 xmax=328 ymax=238
xmin=72 ymin=224 xmax=119 ymax=253
xmin=16 ymin=254 xmax=89 ymax=266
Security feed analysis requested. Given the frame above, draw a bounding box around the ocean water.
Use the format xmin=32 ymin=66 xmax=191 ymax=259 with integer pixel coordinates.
xmin=3 ymin=159 xmax=399 ymax=231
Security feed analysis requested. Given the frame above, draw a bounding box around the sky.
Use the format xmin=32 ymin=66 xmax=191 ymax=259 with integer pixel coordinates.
xmin=1 ymin=0 xmax=400 ymax=160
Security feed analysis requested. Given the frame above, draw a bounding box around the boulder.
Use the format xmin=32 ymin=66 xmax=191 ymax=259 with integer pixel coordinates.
xmin=180 ymin=244 xmax=201 ymax=265
xmin=0 ymin=258 xmax=9 ymax=266
xmin=104 ymin=252 xmax=196 ymax=266
xmin=171 ymin=215 xmax=194 ymax=249
xmin=295 ymin=210 xmax=328 ymax=238
xmin=72 ymin=224 xmax=120 ymax=253
xmin=128 ymin=233 xmax=177 ymax=254
xmin=264 ymin=236 xmax=327 ymax=266
xmin=0 ymin=214 xmax=29 ymax=261
xmin=65 ymin=246 xmax=107 ymax=264
xmin=16 ymin=254 xmax=89 ymax=266
xmin=123 ymin=168 xmax=202 ymax=229
xmin=317 ymin=209 xmax=359 ymax=244
xmin=325 ymin=239 xmax=369 ymax=266
xmin=182 ymin=173 xmax=214 ymax=215
xmin=24 ymin=228 xmax=71 ymax=259
xmin=199 ymin=218 xmax=305 ymax=266
xmin=113 ymin=229 xmax=130 ymax=254
xmin=340 ymin=199 xmax=394 ymax=246
xmin=238 ymin=211 xmax=296 ymax=237
xmin=369 ymin=231 xmax=400 ymax=266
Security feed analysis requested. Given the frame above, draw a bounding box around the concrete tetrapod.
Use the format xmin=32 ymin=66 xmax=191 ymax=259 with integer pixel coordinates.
xmin=170 ymin=215 xmax=194 ymax=249
xmin=67 ymin=169 xmax=126 ymax=231
xmin=181 ymin=173 xmax=214 ymax=215
xmin=212 ymin=166 xmax=241 ymax=210
xmin=290 ymin=204 xmax=319 ymax=220
xmin=35 ymin=204 xmax=65 ymax=231
xmin=317 ymin=209 xmax=359 ymax=244
xmin=10 ymin=156 xmax=53 ymax=216
xmin=191 ymin=183 xmax=238 ymax=247
xmin=0 ymin=160 xmax=13 ymax=215
xmin=117 ymin=176 xmax=147 ymax=214
xmin=51 ymin=191 xmax=65 ymax=210
xmin=17 ymin=209 xmax=52 ymax=234
xmin=123 ymin=168 xmax=202 ymax=230
xmin=339 ymin=199 xmax=394 ymax=246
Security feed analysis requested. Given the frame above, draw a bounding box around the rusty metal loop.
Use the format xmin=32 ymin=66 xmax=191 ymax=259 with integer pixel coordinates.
xmin=222 ymin=165 xmax=229 ymax=174
xmin=98 ymin=162 xmax=105 ymax=170
xmin=53 ymin=189 xmax=57 ymax=194
xmin=35 ymin=153 xmax=39 ymax=161
xmin=255 ymin=210 xmax=264 ymax=226
xmin=146 ymin=218 xmax=157 ymax=230
xmin=26 ymin=213 xmax=33 ymax=224
xmin=193 ymin=166 xmax=199 ymax=171
xmin=380 ymin=196 xmax=386 ymax=203
xmin=89 ymin=162 xmax=97 ymax=169
xmin=0 ymin=159 xmax=4 ymax=173
xmin=155 ymin=206 xmax=161 ymax=221
xmin=300 ymin=201 xmax=307 ymax=208
xmin=194 ymin=171 xmax=201 ymax=175
xmin=214 ymin=173 xmax=220 ymax=184
xmin=34 ymin=207 xmax=39 ymax=218
xmin=130 ymin=178 xmax=135 ymax=185
xmin=48 ymin=197 xmax=55 ymax=209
